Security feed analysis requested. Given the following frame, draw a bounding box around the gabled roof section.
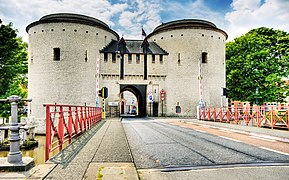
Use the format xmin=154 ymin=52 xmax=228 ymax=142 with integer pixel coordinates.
xmin=100 ymin=39 xmax=168 ymax=55
xmin=118 ymin=37 xmax=126 ymax=45
xmin=141 ymin=38 xmax=149 ymax=48
xmin=100 ymin=40 xmax=119 ymax=53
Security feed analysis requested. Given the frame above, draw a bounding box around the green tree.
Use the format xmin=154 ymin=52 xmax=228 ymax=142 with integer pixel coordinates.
xmin=0 ymin=20 xmax=28 ymax=118
xmin=226 ymin=27 xmax=289 ymax=104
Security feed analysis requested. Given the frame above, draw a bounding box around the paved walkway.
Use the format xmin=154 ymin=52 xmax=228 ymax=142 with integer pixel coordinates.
xmin=43 ymin=118 xmax=138 ymax=180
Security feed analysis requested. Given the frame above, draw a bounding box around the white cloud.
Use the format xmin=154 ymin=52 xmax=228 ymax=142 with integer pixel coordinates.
xmin=231 ymin=0 xmax=261 ymax=11
xmin=117 ymin=0 xmax=162 ymax=39
xmin=2 ymin=0 xmax=288 ymax=43
xmin=225 ymin=0 xmax=289 ymax=41
xmin=0 ymin=0 xmax=128 ymax=42
xmin=0 ymin=0 xmax=162 ymax=41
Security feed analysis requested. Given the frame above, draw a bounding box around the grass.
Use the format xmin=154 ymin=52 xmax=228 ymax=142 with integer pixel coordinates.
xmin=96 ymin=166 xmax=104 ymax=180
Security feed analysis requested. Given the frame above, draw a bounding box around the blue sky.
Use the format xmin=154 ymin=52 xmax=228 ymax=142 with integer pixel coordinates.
xmin=0 ymin=0 xmax=288 ymax=42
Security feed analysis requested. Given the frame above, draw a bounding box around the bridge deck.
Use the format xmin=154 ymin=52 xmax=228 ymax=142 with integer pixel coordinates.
xmin=1 ymin=118 xmax=289 ymax=179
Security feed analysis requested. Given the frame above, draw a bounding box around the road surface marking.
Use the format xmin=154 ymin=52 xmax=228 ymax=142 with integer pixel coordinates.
xmin=250 ymin=136 xmax=276 ymax=142
xmin=218 ymin=129 xmax=233 ymax=134
xmin=219 ymin=136 xmax=241 ymax=142
xmin=260 ymin=147 xmax=289 ymax=156
xmin=195 ymin=129 xmax=207 ymax=133
xmin=229 ymin=129 xmax=250 ymax=135
xmin=249 ymin=133 xmax=289 ymax=143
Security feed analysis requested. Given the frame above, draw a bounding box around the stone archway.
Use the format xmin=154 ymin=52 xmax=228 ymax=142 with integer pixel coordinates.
xmin=120 ymin=85 xmax=147 ymax=117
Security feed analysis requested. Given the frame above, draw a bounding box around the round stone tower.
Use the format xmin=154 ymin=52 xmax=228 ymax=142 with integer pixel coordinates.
xmin=147 ymin=19 xmax=228 ymax=116
xmin=26 ymin=13 xmax=119 ymax=133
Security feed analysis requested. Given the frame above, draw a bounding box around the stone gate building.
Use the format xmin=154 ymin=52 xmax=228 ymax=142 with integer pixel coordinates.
xmin=26 ymin=13 xmax=227 ymax=133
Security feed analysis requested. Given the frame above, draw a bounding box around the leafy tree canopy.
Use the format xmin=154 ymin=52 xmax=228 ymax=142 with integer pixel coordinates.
xmin=226 ymin=27 xmax=289 ymax=105
xmin=0 ymin=21 xmax=28 ymax=118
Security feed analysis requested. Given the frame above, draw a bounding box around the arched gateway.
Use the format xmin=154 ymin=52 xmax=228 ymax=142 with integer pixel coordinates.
xmin=120 ymin=85 xmax=147 ymax=117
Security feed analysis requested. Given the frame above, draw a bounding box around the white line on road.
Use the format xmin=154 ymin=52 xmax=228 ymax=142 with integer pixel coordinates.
xmin=219 ymin=136 xmax=242 ymax=142
xmin=194 ymin=129 xmax=207 ymax=133
xmin=218 ymin=129 xmax=233 ymax=134
xmin=250 ymin=136 xmax=276 ymax=142
xmin=228 ymin=129 xmax=251 ymax=135
xmin=201 ymin=124 xmax=213 ymax=128
xmin=260 ymin=147 xmax=289 ymax=156
xmin=249 ymin=133 xmax=289 ymax=143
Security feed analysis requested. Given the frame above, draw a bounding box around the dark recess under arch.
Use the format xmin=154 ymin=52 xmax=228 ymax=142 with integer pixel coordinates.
xmin=120 ymin=84 xmax=147 ymax=117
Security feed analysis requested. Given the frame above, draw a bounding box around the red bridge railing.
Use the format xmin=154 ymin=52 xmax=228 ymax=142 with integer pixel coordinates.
xmin=44 ymin=104 xmax=102 ymax=161
xmin=198 ymin=106 xmax=289 ymax=130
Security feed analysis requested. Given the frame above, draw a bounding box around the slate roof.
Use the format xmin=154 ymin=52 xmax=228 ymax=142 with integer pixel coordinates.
xmin=26 ymin=13 xmax=119 ymax=38
xmin=100 ymin=39 xmax=168 ymax=55
xmin=148 ymin=19 xmax=228 ymax=40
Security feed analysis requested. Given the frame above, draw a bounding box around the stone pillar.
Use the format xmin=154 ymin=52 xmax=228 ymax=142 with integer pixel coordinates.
xmin=0 ymin=95 xmax=34 ymax=171
xmin=7 ymin=95 xmax=23 ymax=163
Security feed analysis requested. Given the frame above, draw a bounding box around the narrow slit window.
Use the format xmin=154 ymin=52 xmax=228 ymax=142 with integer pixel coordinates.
xmin=85 ymin=50 xmax=88 ymax=62
xmin=112 ymin=53 xmax=116 ymax=63
xmin=53 ymin=48 xmax=60 ymax=61
xmin=160 ymin=55 xmax=163 ymax=64
xmin=136 ymin=54 xmax=140 ymax=64
xmin=128 ymin=54 xmax=132 ymax=64
xmin=202 ymin=52 xmax=208 ymax=63
xmin=178 ymin=53 xmax=181 ymax=65
xmin=152 ymin=54 xmax=155 ymax=63
xmin=104 ymin=53 xmax=108 ymax=62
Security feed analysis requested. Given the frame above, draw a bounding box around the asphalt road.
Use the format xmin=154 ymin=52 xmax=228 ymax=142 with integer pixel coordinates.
xmin=123 ymin=118 xmax=289 ymax=170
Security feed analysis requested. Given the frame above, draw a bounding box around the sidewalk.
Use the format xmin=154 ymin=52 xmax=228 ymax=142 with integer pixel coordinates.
xmin=0 ymin=118 xmax=139 ymax=180
xmin=185 ymin=118 xmax=289 ymax=142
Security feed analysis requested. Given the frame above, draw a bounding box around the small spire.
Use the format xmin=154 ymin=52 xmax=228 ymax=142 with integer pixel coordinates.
xmin=119 ymin=36 xmax=126 ymax=45
xmin=142 ymin=26 xmax=147 ymax=37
